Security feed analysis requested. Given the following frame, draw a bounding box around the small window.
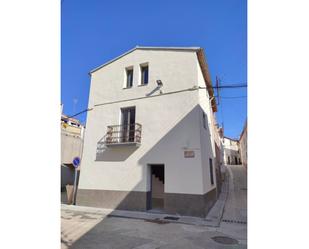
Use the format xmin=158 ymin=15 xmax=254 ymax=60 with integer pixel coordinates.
xmin=202 ymin=112 xmax=207 ymax=129
xmin=209 ymin=158 xmax=214 ymax=185
xmin=140 ymin=64 xmax=149 ymax=85
xmin=126 ymin=68 xmax=133 ymax=88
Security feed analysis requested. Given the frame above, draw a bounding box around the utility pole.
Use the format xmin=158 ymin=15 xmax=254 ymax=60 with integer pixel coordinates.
xmin=216 ymin=76 xmax=225 ymax=130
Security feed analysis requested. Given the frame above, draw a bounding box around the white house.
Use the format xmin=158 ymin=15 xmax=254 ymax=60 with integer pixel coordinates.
xmin=76 ymin=46 xmax=221 ymax=217
xmin=223 ymin=137 xmax=241 ymax=165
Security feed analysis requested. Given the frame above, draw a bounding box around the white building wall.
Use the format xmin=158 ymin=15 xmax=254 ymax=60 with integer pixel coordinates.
xmin=196 ymin=60 xmax=217 ymax=193
xmin=79 ymin=49 xmax=216 ymax=196
xmin=223 ymin=137 xmax=241 ymax=164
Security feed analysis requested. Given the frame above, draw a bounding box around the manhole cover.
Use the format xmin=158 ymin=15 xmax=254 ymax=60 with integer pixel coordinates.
xmin=212 ymin=236 xmax=238 ymax=245
xmin=164 ymin=216 xmax=179 ymax=220
xmin=222 ymin=219 xmax=247 ymax=225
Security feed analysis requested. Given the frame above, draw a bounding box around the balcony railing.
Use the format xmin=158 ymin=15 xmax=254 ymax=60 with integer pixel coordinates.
xmin=104 ymin=123 xmax=142 ymax=146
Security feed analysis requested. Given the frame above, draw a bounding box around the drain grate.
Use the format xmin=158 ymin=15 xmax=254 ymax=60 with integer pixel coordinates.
xmin=144 ymin=218 xmax=170 ymax=224
xmin=212 ymin=236 xmax=238 ymax=245
xmin=222 ymin=219 xmax=247 ymax=225
xmin=164 ymin=216 xmax=179 ymax=221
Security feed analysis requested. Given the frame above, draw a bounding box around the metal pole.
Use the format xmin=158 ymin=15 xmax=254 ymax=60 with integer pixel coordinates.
xmin=73 ymin=168 xmax=78 ymax=205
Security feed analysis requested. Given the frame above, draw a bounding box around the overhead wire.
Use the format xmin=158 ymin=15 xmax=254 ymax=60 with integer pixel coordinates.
xmin=64 ymin=84 xmax=247 ymax=118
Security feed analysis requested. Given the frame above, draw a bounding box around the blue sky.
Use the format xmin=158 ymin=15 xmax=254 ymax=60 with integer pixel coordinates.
xmin=61 ymin=0 xmax=247 ymax=139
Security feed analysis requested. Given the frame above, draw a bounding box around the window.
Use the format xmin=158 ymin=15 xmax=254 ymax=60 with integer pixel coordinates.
xmin=126 ymin=68 xmax=133 ymax=88
xmin=202 ymin=112 xmax=207 ymax=129
xmin=121 ymin=107 xmax=136 ymax=142
xmin=209 ymin=158 xmax=214 ymax=185
xmin=140 ymin=64 xmax=148 ymax=85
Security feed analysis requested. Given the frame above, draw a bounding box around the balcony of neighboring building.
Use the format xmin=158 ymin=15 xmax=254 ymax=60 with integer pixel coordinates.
xmin=103 ymin=123 xmax=142 ymax=147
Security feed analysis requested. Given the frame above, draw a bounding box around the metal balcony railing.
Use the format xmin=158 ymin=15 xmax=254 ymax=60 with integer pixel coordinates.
xmin=104 ymin=123 xmax=142 ymax=146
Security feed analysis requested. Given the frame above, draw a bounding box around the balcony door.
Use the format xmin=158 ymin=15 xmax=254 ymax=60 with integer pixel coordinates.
xmin=121 ymin=107 xmax=136 ymax=142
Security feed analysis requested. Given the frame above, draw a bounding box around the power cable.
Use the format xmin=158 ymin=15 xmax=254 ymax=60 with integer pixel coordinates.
xmin=66 ymin=108 xmax=92 ymax=119
xmin=64 ymin=84 xmax=247 ymax=119
xmin=216 ymin=96 xmax=247 ymax=99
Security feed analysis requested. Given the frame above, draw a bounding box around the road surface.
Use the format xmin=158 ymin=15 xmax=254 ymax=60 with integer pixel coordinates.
xmin=222 ymin=164 xmax=247 ymax=223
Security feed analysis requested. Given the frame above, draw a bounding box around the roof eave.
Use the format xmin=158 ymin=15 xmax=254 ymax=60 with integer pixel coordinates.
xmin=196 ymin=49 xmax=217 ymax=112
xmin=89 ymin=46 xmax=202 ymax=75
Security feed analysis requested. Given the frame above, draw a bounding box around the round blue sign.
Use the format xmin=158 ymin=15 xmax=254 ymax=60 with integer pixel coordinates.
xmin=72 ymin=157 xmax=81 ymax=168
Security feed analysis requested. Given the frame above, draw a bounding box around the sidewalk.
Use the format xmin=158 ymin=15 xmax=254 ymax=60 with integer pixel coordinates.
xmin=61 ymin=204 xmax=209 ymax=227
xmin=205 ymin=170 xmax=229 ymax=227
xmin=62 ymin=169 xmax=231 ymax=228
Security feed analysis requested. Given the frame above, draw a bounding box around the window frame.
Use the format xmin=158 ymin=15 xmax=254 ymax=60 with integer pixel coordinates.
xmin=202 ymin=111 xmax=207 ymax=129
xmin=124 ymin=66 xmax=134 ymax=88
xmin=139 ymin=63 xmax=149 ymax=86
xmin=209 ymin=158 xmax=214 ymax=185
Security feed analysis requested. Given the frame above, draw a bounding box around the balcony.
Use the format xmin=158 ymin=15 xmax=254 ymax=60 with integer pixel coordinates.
xmin=104 ymin=123 xmax=142 ymax=147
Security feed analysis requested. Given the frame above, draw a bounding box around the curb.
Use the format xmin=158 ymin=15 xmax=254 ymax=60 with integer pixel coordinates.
xmin=61 ymin=204 xmax=213 ymax=227
xmin=204 ymin=170 xmax=230 ymax=227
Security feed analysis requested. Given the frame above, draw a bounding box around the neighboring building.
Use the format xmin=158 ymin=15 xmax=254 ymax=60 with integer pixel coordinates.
xmin=61 ymin=112 xmax=85 ymax=190
xmin=76 ymin=46 xmax=222 ymax=217
xmin=239 ymin=120 xmax=247 ymax=168
xmin=212 ymin=121 xmax=224 ymax=195
xmin=223 ymin=137 xmax=241 ymax=165
xmin=61 ymin=114 xmax=85 ymax=165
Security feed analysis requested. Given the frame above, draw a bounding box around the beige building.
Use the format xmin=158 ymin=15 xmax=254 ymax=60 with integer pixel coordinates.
xmin=223 ymin=137 xmax=241 ymax=165
xmin=61 ymin=112 xmax=85 ymax=190
xmin=61 ymin=114 xmax=85 ymax=165
xmin=77 ymin=46 xmax=223 ymax=217
xmin=239 ymin=120 xmax=247 ymax=168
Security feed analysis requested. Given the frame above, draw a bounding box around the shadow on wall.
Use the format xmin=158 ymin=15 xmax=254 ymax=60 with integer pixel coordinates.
xmin=78 ymin=104 xmax=218 ymax=215
xmin=71 ymin=104 xmax=221 ymax=248
xmin=95 ymin=135 xmax=139 ymax=162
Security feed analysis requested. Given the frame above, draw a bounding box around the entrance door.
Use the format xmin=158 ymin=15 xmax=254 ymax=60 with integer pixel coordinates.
xmin=121 ymin=107 xmax=135 ymax=142
xmin=149 ymin=164 xmax=165 ymax=210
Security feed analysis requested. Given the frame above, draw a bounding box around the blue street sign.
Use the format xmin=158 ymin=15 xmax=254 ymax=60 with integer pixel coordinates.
xmin=72 ymin=157 xmax=81 ymax=168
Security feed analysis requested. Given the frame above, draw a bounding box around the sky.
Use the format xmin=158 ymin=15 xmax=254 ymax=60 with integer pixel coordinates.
xmin=61 ymin=0 xmax=247 ymax=139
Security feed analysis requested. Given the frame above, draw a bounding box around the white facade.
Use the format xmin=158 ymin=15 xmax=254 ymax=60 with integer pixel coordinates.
xmin=77 ymin=47 xmax=220 ymax=217
xmin=223 ymin=137 xmax=241 ymax=165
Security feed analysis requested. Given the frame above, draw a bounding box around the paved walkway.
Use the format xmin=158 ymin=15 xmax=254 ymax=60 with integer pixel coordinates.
xmin=222 ymin=164 xmax=247 ymax=224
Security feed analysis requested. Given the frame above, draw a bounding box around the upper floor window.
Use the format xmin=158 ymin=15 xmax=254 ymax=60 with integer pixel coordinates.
xmin=140 ymin=64 xmax=149 ymax=85
xmin=209 ymin=158 xmax=214 ymax=185
xmin=125 ymin=67 xmax=133 ymax=88
xmin=202 ymin=112 xmax=207 ymax=129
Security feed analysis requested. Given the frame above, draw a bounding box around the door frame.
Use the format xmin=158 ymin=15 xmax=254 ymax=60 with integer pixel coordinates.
xmin=147 ymin=164 xmax=165 ymax=211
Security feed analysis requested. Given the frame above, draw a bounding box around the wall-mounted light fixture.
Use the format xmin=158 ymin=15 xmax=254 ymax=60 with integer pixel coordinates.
xmin=156 ymin=80 xmax=163 ymax=87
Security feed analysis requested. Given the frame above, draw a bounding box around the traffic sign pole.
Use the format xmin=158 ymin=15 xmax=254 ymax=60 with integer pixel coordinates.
xmin=72 ymin=157 xmax=81 ymax=205
xmin=73 ymin=168 xmax=78 ymax=205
